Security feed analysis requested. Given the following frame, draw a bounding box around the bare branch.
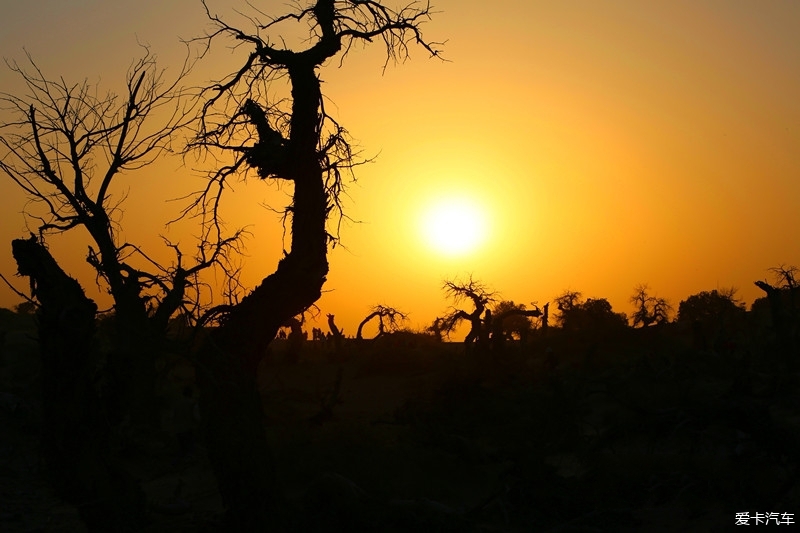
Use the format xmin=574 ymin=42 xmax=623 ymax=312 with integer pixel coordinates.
xmin=1 ymin=48 xmax=245 ymax=328
xmin=182 ymin=0 xmax=443 ymax=250
xmin=0 ymin=271 xmax=38 ymax=308
xmin=355 ymin=304 xmax=408 ymax=339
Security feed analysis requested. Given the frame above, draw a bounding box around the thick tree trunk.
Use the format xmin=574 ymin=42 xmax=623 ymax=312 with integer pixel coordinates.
xmin=110 ymin=308 xmax=161 ymax=427
xmin=195 ymin=344 xmax=286 ymax=528
xmin=196 ymin=251 xmax=328 ymax=529
xmin=86 ymin=215 xmax=162 ymax=428
xmin=11 ymin=237 xmax=146 ymax=531
xmin=195 ymin=61 xmax=329 ymax=529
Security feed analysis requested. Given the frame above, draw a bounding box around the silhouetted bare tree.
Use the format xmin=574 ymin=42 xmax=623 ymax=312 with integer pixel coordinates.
xmin=327 ymin=312 xmax=345 ymax=354
xmin=755 ymin=264 xmax=800 ymax=359
xmin=356 ymin=304 xmax=408 ymax=340
xmin=630 ymin=283 xmax=672 ymax=327
xmin=427 ymin=316 xmax=446 ymax=342
xmin=767 ymin=264 xmax=800 ymax=335
xmin=11 ymin=236 xmax=146 ymax=529
xmin=554 ymin=289 xmax=583 ymax=327
xmin=769 ymin=264 xmax=799 ymax=290
xmin=541 ymin=302 xmax=550 ymax=333
xmin=440 ymin=276 xmax=496 ymax=349
xmin=3 ymin=1 xmax=441 ymax=527
xmin=0 ymin=51 xmax=243 ymax=425
xmin=184 ymin=1 xmax=442 ymax=527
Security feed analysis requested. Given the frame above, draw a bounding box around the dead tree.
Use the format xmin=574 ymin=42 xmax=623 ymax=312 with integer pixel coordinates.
xmin=0 ymin=51 xmax=242 ymax=426
xmin=325 ymin=313 xmax=346 ymax=358
xmin=541 ymin=302 xmax=550 ymax=333
xmin=327 ymin=311 xmax=344 ymax=335
xmin=756 ymin=265 xmax=800 ymax=360
xmin=769 ymin=265 xmax=800 ymax=336
xmin=440 ymin=276 xmax=496 ymax=351
xmin=427 ymin=316 xmax=445 ymax=342
xmin=356 ymin=304 xmax=408 ymax=340
xmin=11 ymin=236 xmax=145 ymax=530
xmin=185 ymin=1 xmax=442 ymax=527
xmin=630 ymin=284 xmax=672 ymax=328
xmin=282 ymin=315 xmax=307 ymax=364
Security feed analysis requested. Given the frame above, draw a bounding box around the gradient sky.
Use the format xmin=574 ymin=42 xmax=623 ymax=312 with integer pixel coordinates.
xmin=1 ymin=1 xmax=799 ymax=337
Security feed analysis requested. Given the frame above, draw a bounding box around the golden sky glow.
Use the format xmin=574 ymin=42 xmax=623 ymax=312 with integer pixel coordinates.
xmin=1 ymin=1 xmax=799 ymax=336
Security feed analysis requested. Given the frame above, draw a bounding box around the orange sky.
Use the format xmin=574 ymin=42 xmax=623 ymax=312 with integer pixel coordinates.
xmin=1 ymin=1 xmax=799 ymax=337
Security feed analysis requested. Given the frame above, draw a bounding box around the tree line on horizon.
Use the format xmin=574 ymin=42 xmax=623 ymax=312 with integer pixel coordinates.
xmin=259 ymin=266 xmax=799 ymax=352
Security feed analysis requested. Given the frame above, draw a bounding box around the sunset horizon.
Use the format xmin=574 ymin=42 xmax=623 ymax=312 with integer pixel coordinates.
xmin=2 ymin=2 xmax=800 ymax=530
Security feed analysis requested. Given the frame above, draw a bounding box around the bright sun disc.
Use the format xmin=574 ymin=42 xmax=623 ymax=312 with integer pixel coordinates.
xmin=421 ymin=197 xmax=487 ymax=256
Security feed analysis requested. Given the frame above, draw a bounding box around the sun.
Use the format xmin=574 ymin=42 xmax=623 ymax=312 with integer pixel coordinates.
xmin=420 ymin=196 xmax=488 ymax=256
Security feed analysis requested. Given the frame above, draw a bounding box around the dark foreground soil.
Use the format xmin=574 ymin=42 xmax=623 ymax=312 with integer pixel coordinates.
xmin=2 ymin=325 xmax=799 ymax=531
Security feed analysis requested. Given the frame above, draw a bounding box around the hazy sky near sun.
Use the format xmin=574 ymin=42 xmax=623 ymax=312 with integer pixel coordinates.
xmin=1 ymin=1 xmax=799 ymax=336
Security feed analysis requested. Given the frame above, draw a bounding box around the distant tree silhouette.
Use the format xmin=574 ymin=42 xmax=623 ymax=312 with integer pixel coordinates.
xmin=328 ymin=313 xmax=344 ymax=339
xmin=754 ymin=264 xmax=800 ymax=359
xmin=488 ymin=300 xmax=542 ymax=352
xmin=491 ymin=301 xmax=537 ymax=340
xmin=439 ymin=276 xmax=496 ymax=350
xmin=0 ymin=51 xmax=243 ymax=426
xmin=630 ymin=284 xmax=672 ymax=327
xmin=578 ymin=298 xmax=627 ymax=333
xmin=678 ymin=288 xmax=745 ymax=324
xmin=555 ymin=290 xmax=627 ymax=334
xmin=324 ymin=313 xmax=346 ymax=360
xmin=427 ymin=316 xmax=446 ymax=342
xmin=677 ymin=288 xmax=745 ymax=351
xmin=769 ymin=264 xmax=799 ymax=291
xmin=356 ymin=304 xmax=408 ymax=340
xmin=767 ymin=264 xmax=800 ymax=336
xmin=554 ymin=290 xmax=583 ymax=327
xmin=282 ymin=314 xmax=307 ymax=364
xmin=541 ymin=302 xmax=550 ymax=333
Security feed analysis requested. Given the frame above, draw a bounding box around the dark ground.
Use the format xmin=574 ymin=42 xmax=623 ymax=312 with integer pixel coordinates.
xmin=1 ymin=319 xmax=799 ymax=531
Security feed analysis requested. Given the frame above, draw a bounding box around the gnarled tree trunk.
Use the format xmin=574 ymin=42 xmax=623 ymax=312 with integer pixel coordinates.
xmin=190 ymin=2 xmax=441 ymax=527
xmin=11 ymin=237 xmax=145 ymax=531
xmin=194 ymin=63 xmax=329 ymax=530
